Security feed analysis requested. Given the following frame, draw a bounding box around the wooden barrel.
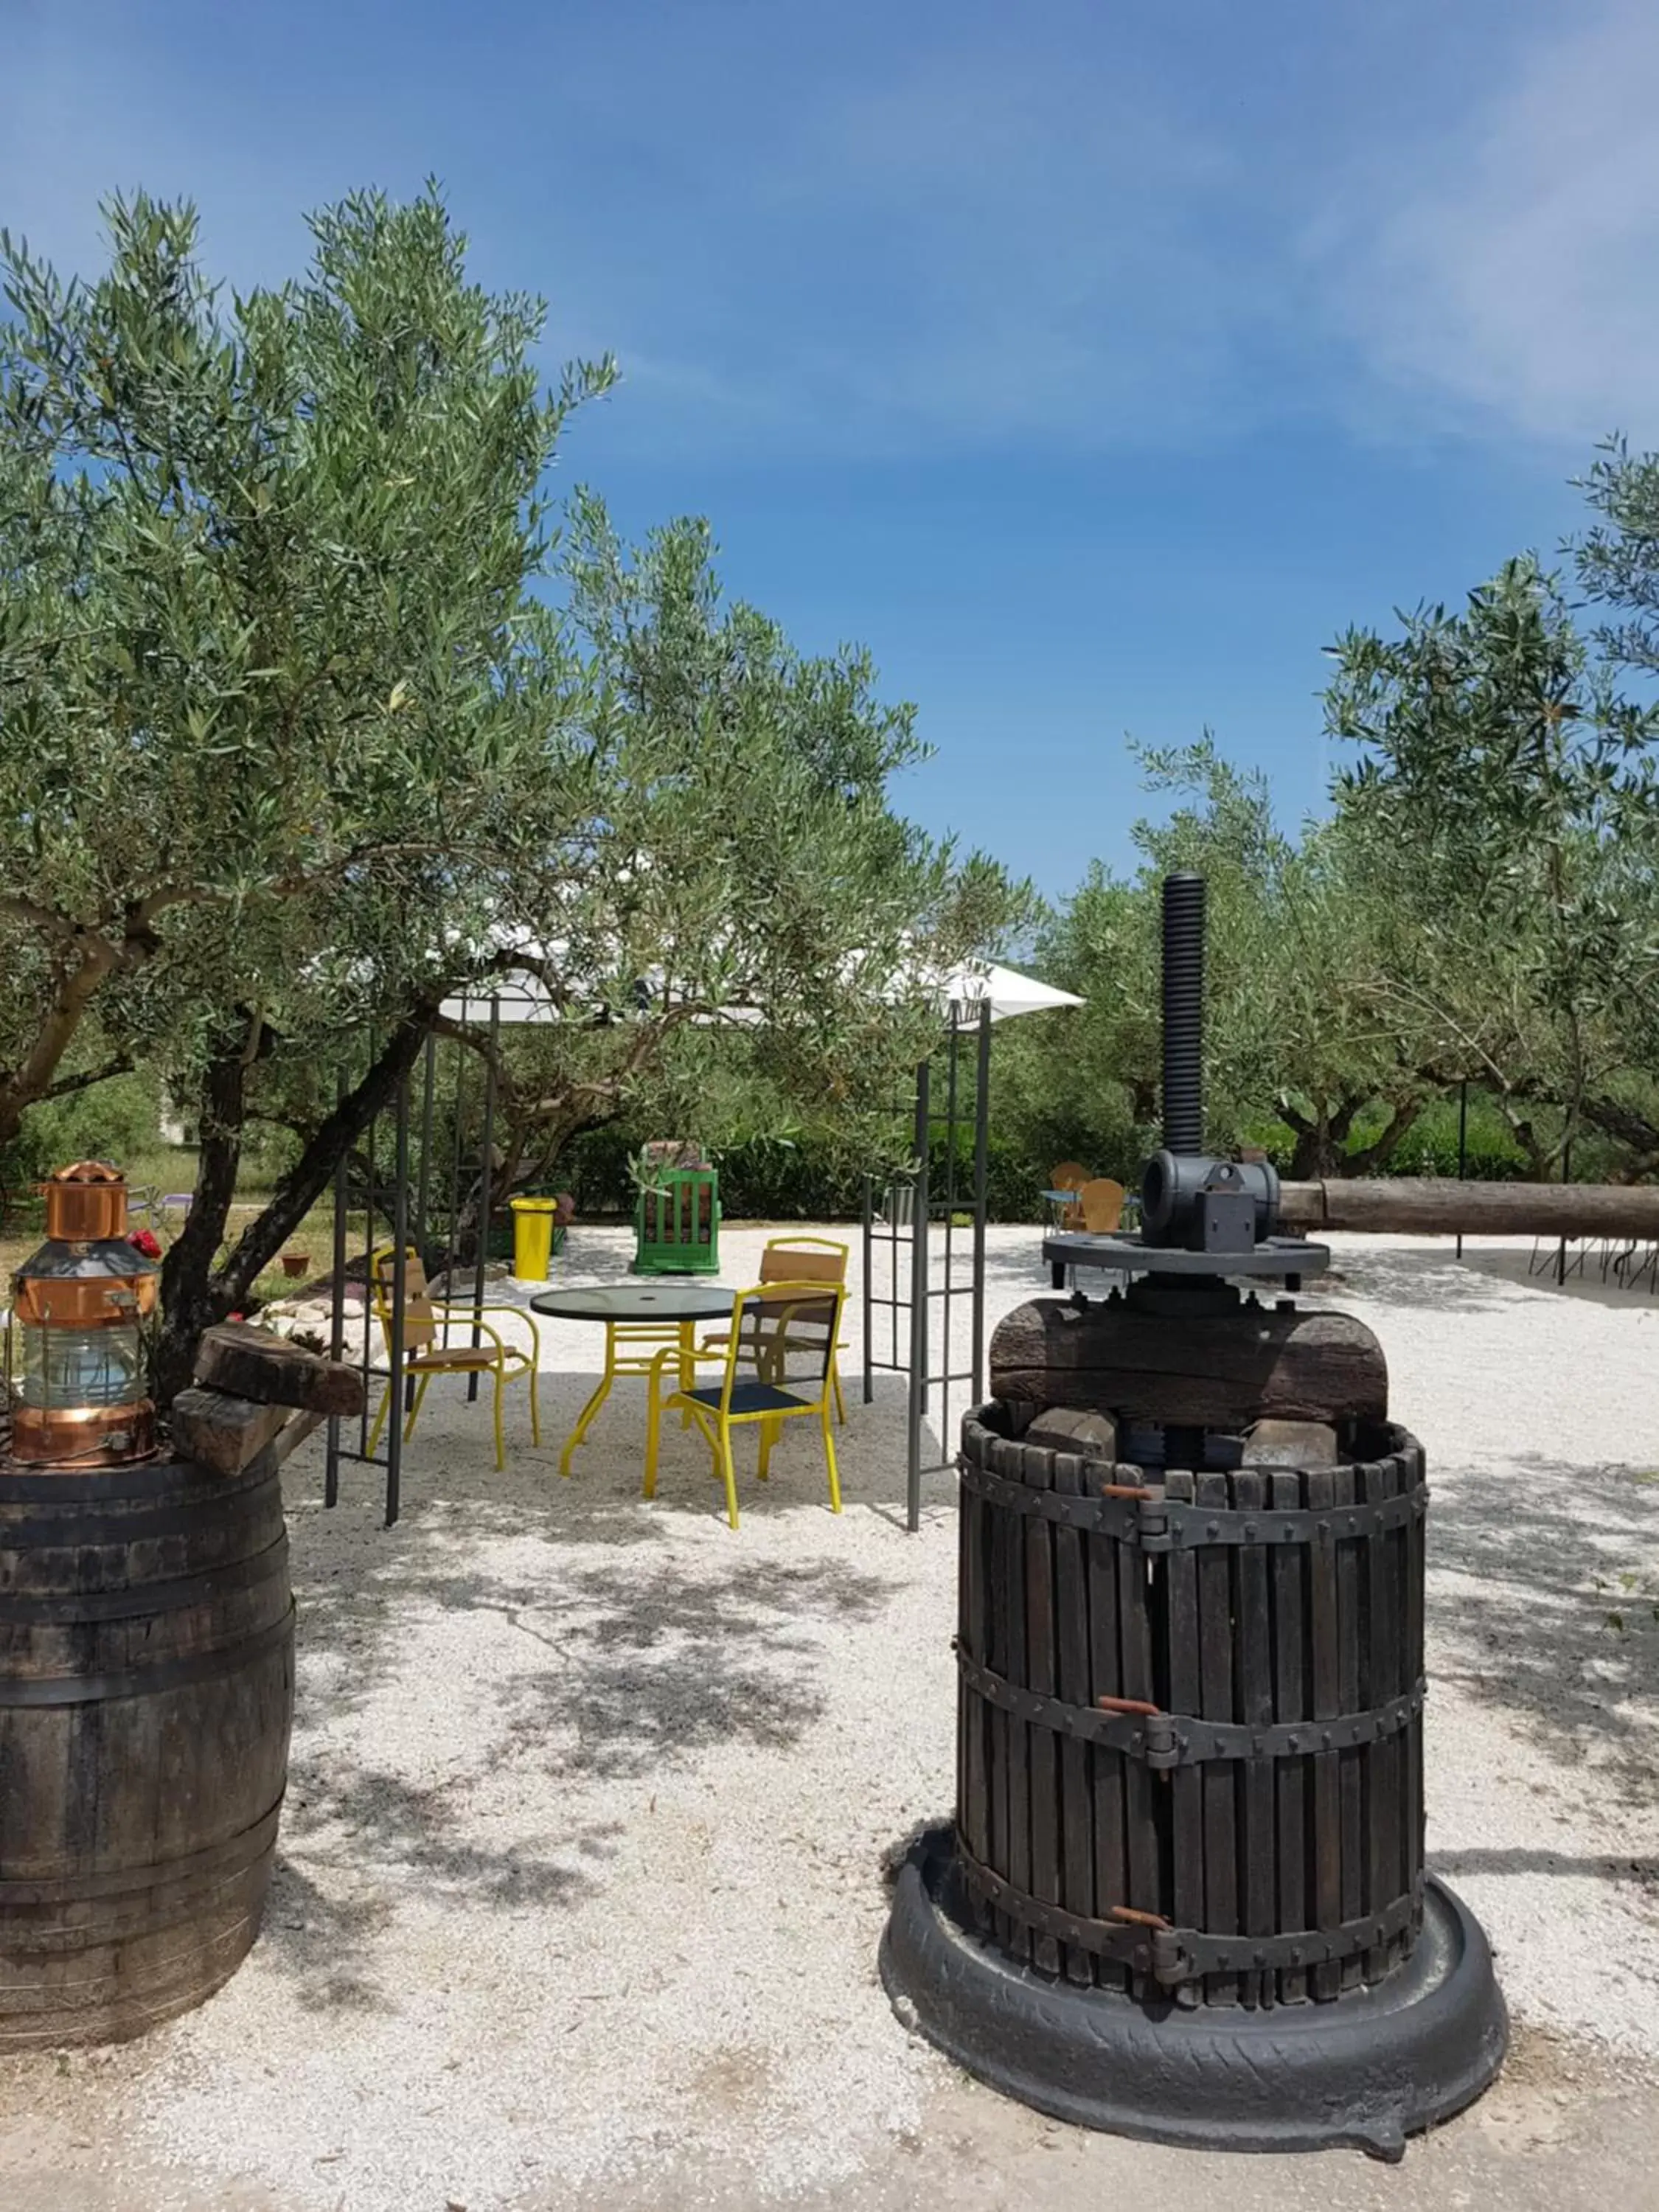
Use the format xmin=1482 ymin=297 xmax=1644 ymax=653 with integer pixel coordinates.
xmin=955 ymin=1405 xmax=1426 ymax=2008
xmin=0 ymin=1450 xmax=293 ymax=2048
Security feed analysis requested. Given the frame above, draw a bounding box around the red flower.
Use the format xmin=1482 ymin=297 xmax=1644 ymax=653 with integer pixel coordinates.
xmin=128 ymin=1228 xmax=162 ymax=1259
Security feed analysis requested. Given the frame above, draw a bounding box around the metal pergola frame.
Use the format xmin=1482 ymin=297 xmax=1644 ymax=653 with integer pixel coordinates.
xmin=863 ymin=1001 xmax=992 ymax=1532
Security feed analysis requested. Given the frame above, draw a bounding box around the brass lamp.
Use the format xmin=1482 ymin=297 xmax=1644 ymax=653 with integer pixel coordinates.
xmin=8 ymin=1161 xmax=160 ymax=1467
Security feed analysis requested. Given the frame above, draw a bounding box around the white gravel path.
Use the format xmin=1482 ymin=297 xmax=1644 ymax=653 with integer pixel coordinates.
xmin=10 ymin=1225 xmax=1659 ymax=2211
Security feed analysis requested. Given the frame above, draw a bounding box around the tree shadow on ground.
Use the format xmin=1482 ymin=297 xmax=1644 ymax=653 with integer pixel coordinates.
xmin=265 ymin=1408 xmax=902 ymax=2007
xmin=1427 ymin=1454 xmax=1659 ymax=1818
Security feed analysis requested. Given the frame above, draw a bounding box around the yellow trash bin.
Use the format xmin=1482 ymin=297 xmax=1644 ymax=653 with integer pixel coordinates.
xmin=509 ymin=1197 xmax=558 ymax=1281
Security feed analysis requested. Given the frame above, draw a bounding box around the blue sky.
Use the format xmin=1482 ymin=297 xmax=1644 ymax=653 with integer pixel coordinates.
xmin=4 ymin=0 xmax=1656 ymax=892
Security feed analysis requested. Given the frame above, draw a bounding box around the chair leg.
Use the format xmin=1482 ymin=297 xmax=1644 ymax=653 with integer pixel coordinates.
xmin=757 ymin=1420 xmax=773 ymax=1481
xmin=832 ymin=1354 xmax=846 ymax=1427
xmin=717 ymin=1425 xmax=740 ymax=1530
xmin=366 ymin=1381 xmax=392 ymax=1458
xmin=403 ymin=1372 xmax=432 ymax=1442
xmin=527 ymin=1359 xmax=541 ymax=1447
xmin=492 ymin=1367 xmax=507 ymax=1472
xmin=821 ymin=1398 xmax=842 ymax=1514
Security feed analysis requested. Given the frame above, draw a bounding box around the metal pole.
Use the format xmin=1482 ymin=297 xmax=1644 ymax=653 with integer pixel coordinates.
xmin=1455 ymin=1079 xmax=1469 ymax=1260
xmin=1557 ymin=1138 xmax=1573 ymax=1288
xmin=415 ymin=1028 xmax=437 ymax=1267
xmin=449 ymin=993 xmax=468 ymax=1280
xmin=862 ymin=1175 xmax=874 ymax=1406
xmin=971 ymin=1001 xmax=991 ymax=1406
xmin=386 ymin=1065 xmax=411 ymax=1528
xmin=906 ymin=1056 xmax=931 ymax=1534
xmin=324 ymin=1067 xmax=348 ymax=1509
xmin=469 ymin=995 xmax=498 ymax=1399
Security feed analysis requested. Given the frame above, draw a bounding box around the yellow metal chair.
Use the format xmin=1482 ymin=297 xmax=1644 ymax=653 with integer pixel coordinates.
xmin=698 ymin=1236 xmax=851 ymax=1425
xmin=1077 ymin=1177 xmax=1126 ymax=1234
xmin=1049 ymin=1161 xmax=1091 ymax=1231
xmin=643 ymin=1281 xmax=845 ymax=1530
xmin=366 ymin=1245 xmax=541 ymax=1472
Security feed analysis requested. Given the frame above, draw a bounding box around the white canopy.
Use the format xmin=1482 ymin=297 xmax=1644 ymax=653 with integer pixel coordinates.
xmin=441 ymin=956 xmax=1081 ymax=1028
xmin=938 ymin=961 xmax=1083 ymax=1023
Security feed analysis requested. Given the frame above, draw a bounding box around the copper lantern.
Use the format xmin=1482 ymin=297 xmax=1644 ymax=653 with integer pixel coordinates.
xmin=8 ymin=1161 xmax=159 ymax=1467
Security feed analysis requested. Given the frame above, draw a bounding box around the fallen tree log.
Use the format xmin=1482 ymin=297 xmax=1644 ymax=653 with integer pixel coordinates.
xmin=1279 ymin=1178 xmax=1659 ymax=1241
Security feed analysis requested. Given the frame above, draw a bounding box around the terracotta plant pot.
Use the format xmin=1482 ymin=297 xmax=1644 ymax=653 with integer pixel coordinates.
xmin=279 ymin=1253 xmax=310 ymax=1279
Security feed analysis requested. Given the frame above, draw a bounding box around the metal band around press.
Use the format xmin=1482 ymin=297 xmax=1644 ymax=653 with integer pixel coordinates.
xmin=953 ymin=1838 xmax=1423 ymax=1986
xmin=956 ymin=1647 xmax=1425 ymax=1765
xmin=956 ymin=1454 xmax=1427 ymax=1548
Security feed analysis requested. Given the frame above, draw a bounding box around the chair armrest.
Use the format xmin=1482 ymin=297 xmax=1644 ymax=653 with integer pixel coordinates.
xmin=428 ymin=1307 xmax=509 ymax=1354
xmin=431 ymin=1301 xmax=541 ymax=1357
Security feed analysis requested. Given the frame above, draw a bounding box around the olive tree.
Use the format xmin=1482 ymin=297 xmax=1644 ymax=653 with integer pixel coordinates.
xmin=0 ymin=187 xmax=614 ymax=1387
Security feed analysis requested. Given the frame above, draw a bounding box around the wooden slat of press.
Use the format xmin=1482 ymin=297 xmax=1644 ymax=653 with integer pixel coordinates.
xmin=1195 ymin=1471 xmax=1239 ymax=2006
xmin=1403 ymin=1441 xmax=1426 ymax=1961
xmin=1023 ymin=1444 xmax=1062 ymax=1976
xmin=1117 ymin=1495 xmax=1161 ymax=2000
xmin=1051 ymin=1450 xmax=1096 ymax=1987
xmin=1270 ymin=1468 xmax=1309 ymax=2003
xmin=960 ymin=1458 xmax=991 ymax=1882
xmin=1233 ymin=1469 xmax=1275 ymax=2010
xmin=1004 ymin=1443 xmax=1033 ymax=1966
xmin=1088 ymin=1508 xmax=1128 ymax=1992
xmin=1307 ymin=1467 xmax=1342 ymax=2001
xmin=1163 ymin=1471 xmax=1204 ymax=2011
xmin=1335 ymin=1461 xmax=1364 ymax=1994
xmin=985 ymin=1444 xmax=1013 ymax=1950
xmin=1362 ymin=1458 xmax=1401 ymax=1982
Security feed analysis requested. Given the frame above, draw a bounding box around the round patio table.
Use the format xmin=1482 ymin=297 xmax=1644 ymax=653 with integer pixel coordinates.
xmin=530 ymin=1283 xmax=735 ymax=1476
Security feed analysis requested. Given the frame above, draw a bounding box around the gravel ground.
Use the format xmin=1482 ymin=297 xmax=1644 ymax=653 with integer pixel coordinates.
xmin=2 ymin=1223 xmax=1658 ymax=2211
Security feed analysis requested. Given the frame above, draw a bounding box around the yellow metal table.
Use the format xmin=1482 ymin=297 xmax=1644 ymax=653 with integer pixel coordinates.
xmin=530 ymin=1282 xmax=736 ymax=1476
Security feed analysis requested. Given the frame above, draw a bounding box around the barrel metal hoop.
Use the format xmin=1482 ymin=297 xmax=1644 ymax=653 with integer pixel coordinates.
xmin=0 ymin=1532 xmax=291 ymax=1626
xmin=953 ymin=1837 xmax=1424 ymax=1986
xmin=957 ymin=1455 xmax=1427 ymax=1548
xmin=0 ymin=1799 xmax=285 ymax=1907
xmin=956 ymin=1648 xmax=1425 ymax=1765
xmin=0 ymin=1601 xmax=294 ymax=1708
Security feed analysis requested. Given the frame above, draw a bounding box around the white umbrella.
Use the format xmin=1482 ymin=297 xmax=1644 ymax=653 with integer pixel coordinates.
xmin=935 ymin=960 xmax=1083 ymax=1023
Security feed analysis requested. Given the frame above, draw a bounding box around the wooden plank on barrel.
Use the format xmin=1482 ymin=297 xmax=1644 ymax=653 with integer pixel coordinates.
xmin=169 ymin=1388 xmax=293 ymax=1478
xmin=1270 ymin=1468 xmax=1309 ymax=2003
xmin=1051 ymin=1449 xmax=1096 ymax=1988
xmin=194 ymin=1321 xmax=366 ymax=1418
xmin=1088 ymin=1503 xmax=1127 ymax=1992
xmin=1164 ymin=1471 xmax=1203 ymax=2011
xmin=1307 ymin=1467 xmax=1342 ymax=2001
xmin=1234 ymin=1469 xmax=1275 ymax=2010
xmin=1335 ymin=1462 xmax=1363 ymax=1994
xmin=990 ymin=1300 xmax=1387 ymax=1433
xmin=1023 ymin=1442 xmax=1062 ymax=1976
xmin=1196 ymin=1471 xmax=1239 ymax=2006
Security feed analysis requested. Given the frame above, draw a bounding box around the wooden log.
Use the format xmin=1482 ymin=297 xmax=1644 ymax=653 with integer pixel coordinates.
xmin=1280 ymin=1175 xmax=1659 ymax=1241
xmin=194 ymin=1321 xmax=366 ymax=1418
xmin=990 ymin=1298 xmax=1387 ymax=1430
xmin=169 ymin=1388 xmax=293 ymax=1477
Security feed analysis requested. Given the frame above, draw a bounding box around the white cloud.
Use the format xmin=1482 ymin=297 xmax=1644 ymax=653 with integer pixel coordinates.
xmin=1329 ymin=0 xmax=1659 ymax=447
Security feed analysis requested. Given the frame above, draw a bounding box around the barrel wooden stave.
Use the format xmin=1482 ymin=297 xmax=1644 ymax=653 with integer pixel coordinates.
xmin=955 ymin=1405 xmax=1425 ymax=2008
xmin=0 ymin=1452 xmax=294 ymax=2047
